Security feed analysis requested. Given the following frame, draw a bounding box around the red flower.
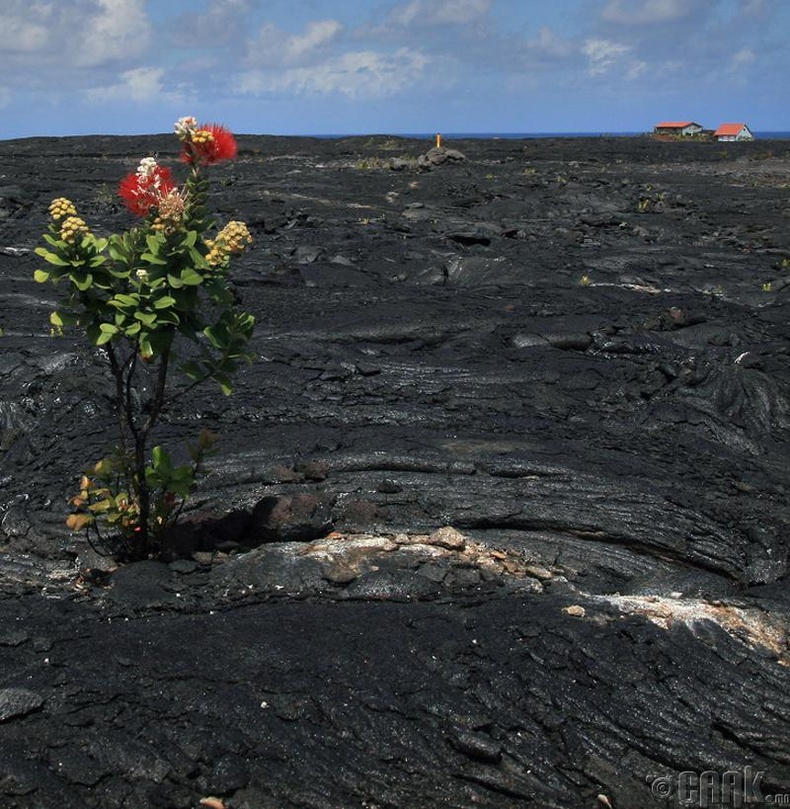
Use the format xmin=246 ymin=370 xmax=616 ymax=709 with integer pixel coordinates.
xmin=118 ymin=162 xmax=176 ymax=217
xmin=181 ymin=123 xmax=238 ymax=166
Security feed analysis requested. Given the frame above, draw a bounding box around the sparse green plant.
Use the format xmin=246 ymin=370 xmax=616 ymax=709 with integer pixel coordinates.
xmin=34 ymin=116 xmax=255 ymax=560
xmin=354 ymin=156 xmax=392 ymax=170
xmin=93 ymin=183 xmax=116 ymax=211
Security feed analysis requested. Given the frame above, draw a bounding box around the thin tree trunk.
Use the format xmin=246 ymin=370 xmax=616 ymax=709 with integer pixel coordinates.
xmin=133 ymin=345 xmax=171 ymax=558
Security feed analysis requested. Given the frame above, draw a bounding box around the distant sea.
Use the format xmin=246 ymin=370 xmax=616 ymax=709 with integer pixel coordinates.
xmin=314 ymin=131 xmax=790 ymax=140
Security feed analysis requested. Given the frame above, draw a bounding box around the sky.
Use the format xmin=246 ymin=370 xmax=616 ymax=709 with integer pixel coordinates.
xmin=1 ymin=0 xmax=788 ymax=139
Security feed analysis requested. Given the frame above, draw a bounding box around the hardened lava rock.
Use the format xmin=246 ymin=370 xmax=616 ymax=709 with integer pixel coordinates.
xmin=1 ymin=134 xmax=789 ymax=808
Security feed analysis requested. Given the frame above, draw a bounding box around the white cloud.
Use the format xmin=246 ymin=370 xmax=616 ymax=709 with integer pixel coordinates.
xmin=284 ymin=20 xmax=344 ymax=62
xmin=0 ymin=0 xmax=151 ymax=69
xmin=247 ymin=19 xmax=343 ymax=67
xmin=525 ymin=26 xmax=576 ymax=63
xmin=238 ymin=48 xmax=433 ymax=99
xmin=74 ymin=0 xmax=151 ymax=66
xmin=169 ymin=0 xmax=256 ymax=48
xmin=739 ymin=0 xmax=778 ymax=20
xmin=732 ymin=48 xmax=756 ymax=68
xmin=85 ymin=67 xmax=183 ymax=104
xmin=583 ymin=38 xmax=631 ymax=75
xmin=0 ymin=2 xmax=50 ymax=52
xmin=727 ymin=47 xmax=757 ymax=84
xmin=388 ymin=0 xmax=493 ymax=26
xmin=624 ymin=59 xmax=648 ymax=80
xmin=601 ymin=0 xmax=713 ymax=25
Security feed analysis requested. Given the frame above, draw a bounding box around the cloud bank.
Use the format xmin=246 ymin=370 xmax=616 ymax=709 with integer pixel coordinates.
xmin=0 ymin=0 xmax=786 ymax=137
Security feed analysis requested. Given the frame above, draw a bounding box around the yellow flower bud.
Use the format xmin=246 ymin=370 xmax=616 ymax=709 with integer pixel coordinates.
xmin=192 ymin=129 xmax=216 ymax=145
xmin=205 ymin=221 xmax=252 ymax=266
xmin=59 ymin=216 xmax=90 ymax=244
xmin=49 ymin=197 xmax=77 ymax=221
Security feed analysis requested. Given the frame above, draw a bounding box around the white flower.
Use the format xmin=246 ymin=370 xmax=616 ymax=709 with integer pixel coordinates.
xmin=136 ymin=157 xmax=159 ymax=182
xmin=135 ymin=269 xmax=149 ymax=282
xmin=174 ymin=116 xmax=197 ymax=140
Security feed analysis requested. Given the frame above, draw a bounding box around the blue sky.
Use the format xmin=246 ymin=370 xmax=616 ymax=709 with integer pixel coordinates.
xmin=1 ymin=0 xmax=787 ymax=139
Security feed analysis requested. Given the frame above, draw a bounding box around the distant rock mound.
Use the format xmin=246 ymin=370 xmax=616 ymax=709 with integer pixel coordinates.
xmin=417 ymin=145 xmax=467 ymax=170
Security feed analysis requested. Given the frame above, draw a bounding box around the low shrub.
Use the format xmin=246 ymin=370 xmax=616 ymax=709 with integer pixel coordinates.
xmin=35 ymin=116 xmax=254 ymax=560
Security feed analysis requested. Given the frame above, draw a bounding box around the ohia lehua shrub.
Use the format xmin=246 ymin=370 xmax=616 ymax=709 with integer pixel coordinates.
xmin=35 ymin=116 xmax=254 ymax=560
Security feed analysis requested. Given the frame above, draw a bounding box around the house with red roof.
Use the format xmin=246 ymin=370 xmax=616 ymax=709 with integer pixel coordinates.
xmin=653 ymin=121 xmax=704 ymax=137
xmin=713 ymin=123 xmax=754 ymax=142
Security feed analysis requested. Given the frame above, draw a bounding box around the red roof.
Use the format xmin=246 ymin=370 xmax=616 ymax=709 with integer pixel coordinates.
xmin=714 ymin=123 xmax=747 ymax=136
xmin=655 ymin=121 xmax=696 ymax=129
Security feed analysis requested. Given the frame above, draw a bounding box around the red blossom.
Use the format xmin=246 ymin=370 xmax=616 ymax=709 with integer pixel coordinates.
xmin=181 ymin=123 xmax=238 ymax=166
xmin=118 ymin=165 xmax=177 ymax=217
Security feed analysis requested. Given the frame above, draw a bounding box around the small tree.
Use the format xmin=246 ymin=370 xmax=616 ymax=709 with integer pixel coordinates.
xmin=35 ymin=116 xmax=255 ymax=560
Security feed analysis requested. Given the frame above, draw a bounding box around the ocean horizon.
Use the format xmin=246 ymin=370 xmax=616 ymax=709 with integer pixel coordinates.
xmin=2 ymin=130 xmax=788 ymax=143
xmin=311 ymin=131 xmax=790 ymax=141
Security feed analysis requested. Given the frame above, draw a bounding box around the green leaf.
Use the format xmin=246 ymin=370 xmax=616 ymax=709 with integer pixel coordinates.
xmin=182 ymin=230 xmax=198 ymax=248
xmin=146 ymin=233 xmax=165 ymax=254
xmin=108 ymin=266 xmax=131 ymax=279
xmin=153 ymin=295 xmax=176 ymax=309
xmin=71 ymin=272 xmax=93 ymax=291
xmin=203 ymin=325 xmax=223 ymax=349
xmin=169 ymin=483 xmax=192 ymax=499
xmin=147 ymin=328 xmax=174 ymax=355
xmin=95 ymin=328 xmax=115 ymax=346
xmin=34 ymin=269 xmax=50 ymax=283
xmin=141 ymin=252 xmax=168 ymax=266
xmin=167 ymin=273 xmax=184 ymax=289
xmin=180 ymin=268 xmax=204 ymax=286
xmin=150 ymin=445 xmax=174 ymax=479
xmin=111 ymin=293 xmax=139 ymax=307
xmin=188 ymin=246 xmax=207 ymax=267
xmin=108 ymin=243 xmax=130 ymax=263
xmin=179 ymin=360 xmax=204 ymax=381
xmin=34 ymin=247 xmax=70 ymax=267
xmin=134 ymin=311 xmax=157 ymax=326
xmin=51 ymin=309 xmax=79 ymax=328
xmin=214 ymin=372 xmax=232 ymax=396
xmin=154 ymin=310 xmax=180 ymax=326
xmin=88 ymin=499 xmax=111 ymax=514
xmin=166 ymin=466 xmax=194 ymax=498
xmin=99 ymin=322 xmax=119 ymax=335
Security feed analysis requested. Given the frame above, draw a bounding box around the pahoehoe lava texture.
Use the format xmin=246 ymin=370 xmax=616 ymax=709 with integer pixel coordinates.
xmin=1 ymin=134 xmax=789 ymax=808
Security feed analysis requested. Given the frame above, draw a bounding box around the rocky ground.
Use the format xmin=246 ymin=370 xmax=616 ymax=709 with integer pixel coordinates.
xmin=1 ymin=133 xmax=790 ymax=808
